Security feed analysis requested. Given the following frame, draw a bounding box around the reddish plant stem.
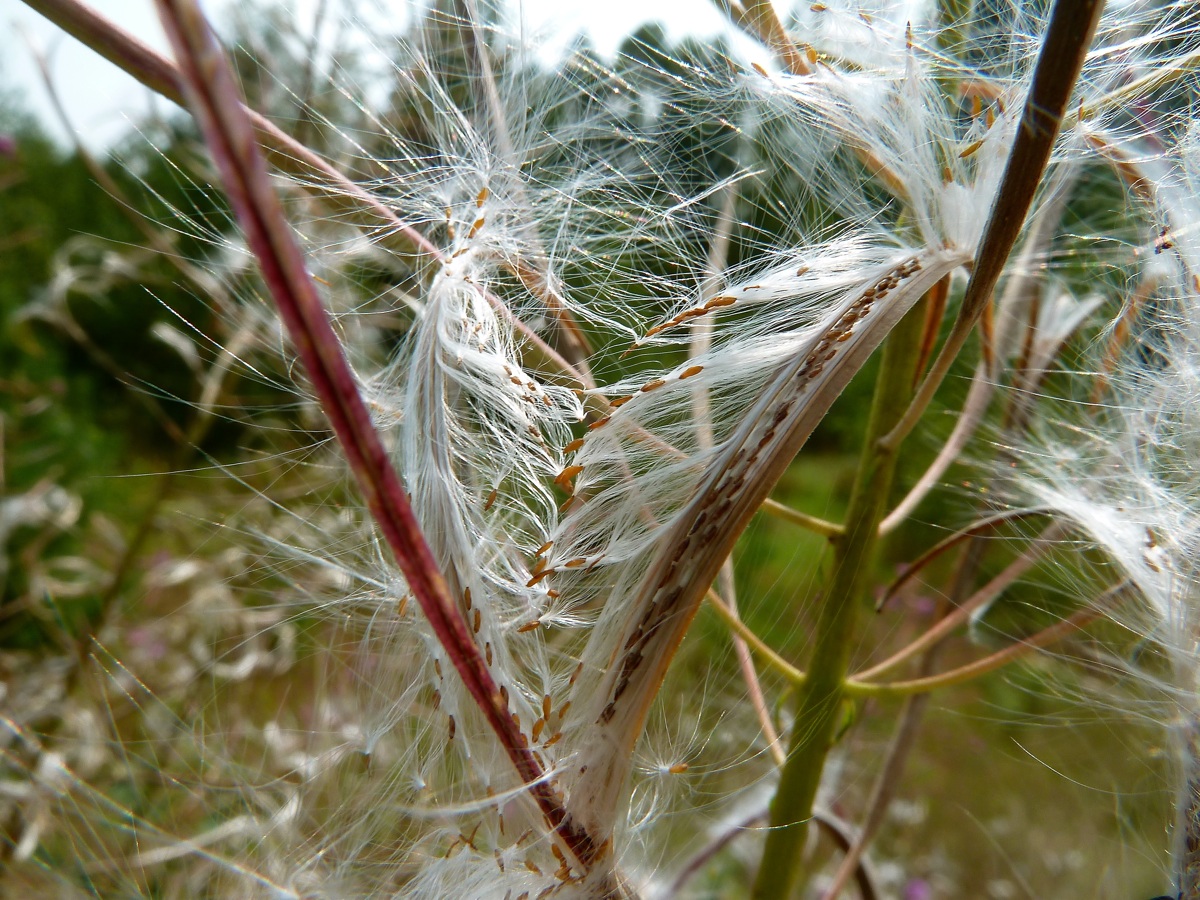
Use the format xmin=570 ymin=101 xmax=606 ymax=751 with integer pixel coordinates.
xmin=152 ymin=0 xmax=599 ymax=867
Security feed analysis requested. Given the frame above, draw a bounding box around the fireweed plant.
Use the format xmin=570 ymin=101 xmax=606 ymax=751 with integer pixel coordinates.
xmin=6 ymin=0 xmax=1200 ymax=896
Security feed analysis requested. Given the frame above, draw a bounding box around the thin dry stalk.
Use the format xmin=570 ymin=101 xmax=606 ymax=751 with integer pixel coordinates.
xmin=151 ymin=0 xmax=601 ymax=868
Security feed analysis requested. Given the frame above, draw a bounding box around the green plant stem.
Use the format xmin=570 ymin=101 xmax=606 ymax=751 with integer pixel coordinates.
xmin=706 ymin=588 xmax=806 ymax=684
xmin=761 ymin=497 xmax=844 ymax=538
xmin=751 ymin=300 xmax=927 ymax=900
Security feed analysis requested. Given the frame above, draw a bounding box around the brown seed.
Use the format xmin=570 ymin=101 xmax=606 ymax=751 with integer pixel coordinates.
xmin=679 ymin=365 xmax=704 ymax=379
xmin=518 ymin=620 xmax=542 ymax=633
xmin=555 ymin=464 xmax=584 ymax=486
xmin=563 ymin=437 xmax=585 ymax=454
xmin=612 ymin=676 xmax=631 ymax=700
xmin=527 ymin=568 xmax=552 ymax=587
xmin=640 ymin=378 xmax=667 ymax=393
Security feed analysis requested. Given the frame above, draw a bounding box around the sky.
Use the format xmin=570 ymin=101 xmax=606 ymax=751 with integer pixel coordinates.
xmin=0 ymin=0 xmax=758 ymax=149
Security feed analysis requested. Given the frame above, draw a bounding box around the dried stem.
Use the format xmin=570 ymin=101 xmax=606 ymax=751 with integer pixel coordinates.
xmin=879 ymin=362 xmax=994 ymax=534
xmin=877 ymin=507 xmax=1051 ymax=610
xmin=879 ymin=0 xmax=1105 ymax=454
xmin=849 ymin=602 xmax=1107 ymax=698
xmin=721 ymin=565 xmax=787 ymax=766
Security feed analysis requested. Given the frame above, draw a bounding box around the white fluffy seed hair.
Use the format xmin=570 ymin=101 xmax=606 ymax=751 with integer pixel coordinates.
xmin=1007 ymin=111 xmax=1200 ymax=897
xmin=1012 ymin=106 xmax=1200 ymax=678
xmin=227 ymin=4 xmax=1199 ymax=894
xmin=361 ymin=15 xmax=1036 ymax=892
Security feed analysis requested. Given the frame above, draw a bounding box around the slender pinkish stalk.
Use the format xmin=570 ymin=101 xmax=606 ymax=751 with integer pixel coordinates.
xmin=877 ymin=508 xmax=1052 ymax=610
xmin=856 ymin=523 xmax=1068 ymax=681
xmin=151 ymin=0 xmax=600 ymax=868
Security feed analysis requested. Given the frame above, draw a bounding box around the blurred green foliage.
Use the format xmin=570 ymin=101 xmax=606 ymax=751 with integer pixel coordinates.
xmin=0 ymin=85 xmax=228 ymax=645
